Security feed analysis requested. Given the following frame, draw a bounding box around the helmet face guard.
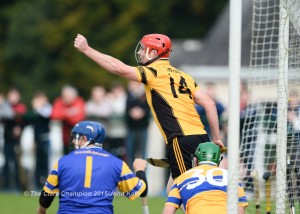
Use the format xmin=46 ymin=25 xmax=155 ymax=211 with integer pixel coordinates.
xmin=135 ymin=34 xmax=172 ymax=66
xmin=70 ymin=133 xmax=88 ymax=151
xmin=70 ymin=121 xmax=106 ymax=151
xmin=135 ymin=43 xmax=149 ymax=66
xmin=194 ymin=142 xmax=222 ymax=165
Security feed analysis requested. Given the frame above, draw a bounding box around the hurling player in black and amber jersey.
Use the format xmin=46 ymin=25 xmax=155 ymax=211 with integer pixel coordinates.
xmin=74 ymin=33 xmax=224 ymax=192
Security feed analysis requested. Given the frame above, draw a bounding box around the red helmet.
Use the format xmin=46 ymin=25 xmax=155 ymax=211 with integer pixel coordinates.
xmin=135 ymin=34 xmax=172 ymax=66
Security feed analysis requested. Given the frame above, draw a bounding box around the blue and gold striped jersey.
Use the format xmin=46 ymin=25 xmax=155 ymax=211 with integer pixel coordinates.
xmin=135 ymin=60 xmax=206 ymax=143
xmin=44 ymin=146 xmax=146 ymax=214
xmin=165 ymin=162 xmax=248 ymax=214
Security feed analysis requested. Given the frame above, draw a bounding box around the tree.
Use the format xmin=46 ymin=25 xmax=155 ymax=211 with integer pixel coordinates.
xmin=0 ymin=0 xmax=228 ymax=103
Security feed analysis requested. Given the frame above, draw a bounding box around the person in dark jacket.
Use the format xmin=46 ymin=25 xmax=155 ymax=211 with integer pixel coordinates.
xmin=23 ymin=91 xmax=52 ymax=189
xmin=2 ymin=88 xmax=27 ymax=191
xmin=125 ymin=80 xmax=151 ymax=166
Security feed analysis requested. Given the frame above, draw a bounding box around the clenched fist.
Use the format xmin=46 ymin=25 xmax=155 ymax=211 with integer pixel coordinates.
xmin=74 ymin=34 xmax=89 ymax=53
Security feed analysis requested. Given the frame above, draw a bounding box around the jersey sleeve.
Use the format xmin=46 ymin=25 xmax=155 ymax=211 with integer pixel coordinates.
xmin=238 ymin=182 xmax=249 ymax=207
xmin=165 ymin=182 xmax=182 ymax=209
xmin=117 ymin=162 xmax=146 ymax=201
xmin=135 ymin=66 xmax=157 ymax=85
xmin=43 ymin=161 xmax=59 ymax=194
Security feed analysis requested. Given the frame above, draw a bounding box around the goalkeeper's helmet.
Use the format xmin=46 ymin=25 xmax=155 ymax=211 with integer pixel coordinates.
xmin=194 ymin=142 xmax=221 ymax=165
xmin=70 ymin=121 xmax=106 ymax=150
xmin=135 ymin=34 xmax=172 ymax=66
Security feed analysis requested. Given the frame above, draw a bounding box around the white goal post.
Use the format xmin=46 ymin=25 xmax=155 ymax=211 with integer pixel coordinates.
xmin=227 ymin=0 xmax=242 ymax=213
xmin=237 ymin=0 xmax=300 ymax=214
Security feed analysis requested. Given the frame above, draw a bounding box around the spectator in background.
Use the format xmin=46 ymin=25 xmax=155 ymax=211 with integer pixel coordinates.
xmin=85 ymin=86 xmax=112 ymax=129
xmin=287 ymin=90 xmax=300 ymax=137
xmin=287 ymin=90 xmax=300 ymax=193
xmin=0 ymin=92 xmax=14 ymax=189
xmin=125 ymin=80 xmax=151 ymax=166
xmin=23 ymin=91 xmax=52 ymax=189
xmin=239 ymin=83 xmax=258 ymax=192
xmin=0 ymin=92 xmax=14 ymax=123
xmin=239 ymin=82 xmax=250 ymax=141
xmin=2 ymin=88 xmax=27 ymax=191
xmin=105 ymin=83 xmax=127 ymax=161
xmin=0 ymin=91 xmax=14 ymax=123
xmin=51 ymin=85 xmax=85 ymax=155
xmin=195 ymin=82 xmax=225 ymax=140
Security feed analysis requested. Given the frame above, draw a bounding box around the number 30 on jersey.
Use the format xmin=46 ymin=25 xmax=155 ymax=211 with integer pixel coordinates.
xmin=185 ymin=168 xmax=228 ymax=190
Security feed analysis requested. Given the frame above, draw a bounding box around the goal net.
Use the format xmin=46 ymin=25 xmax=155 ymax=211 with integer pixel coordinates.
xmin=239 ymin=0 xmax=300 ymax=213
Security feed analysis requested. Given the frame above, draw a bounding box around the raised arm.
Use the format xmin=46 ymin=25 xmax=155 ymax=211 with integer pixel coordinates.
xmin=74 ymin=34 xmax=138 ymax=81
xmin=194 ymin=88 xmax=224 ymax=147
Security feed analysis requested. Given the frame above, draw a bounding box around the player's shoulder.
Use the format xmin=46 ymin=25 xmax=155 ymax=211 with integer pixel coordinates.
xmin=168 ymin=65 xmax=195 ymax=81
xmin=177 ymin=68 xmax=194 ymax=80
xmin=58 ymin=151 xmax=77 ymax=163
xmin=92 ymin=148 xmax=124 ymax=166
xmin=137 ymin=65 xmax=158 ymax=78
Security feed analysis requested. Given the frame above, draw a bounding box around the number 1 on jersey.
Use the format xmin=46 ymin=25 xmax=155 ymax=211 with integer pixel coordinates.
xmin=84 ymin=156 xmax=93 ymax=188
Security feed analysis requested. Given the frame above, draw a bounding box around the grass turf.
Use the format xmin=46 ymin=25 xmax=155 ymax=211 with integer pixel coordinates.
xmin=0 ymin=192 xmax=167 ymax=214
xmin=1 ymin=192 xmax=299 ymax=213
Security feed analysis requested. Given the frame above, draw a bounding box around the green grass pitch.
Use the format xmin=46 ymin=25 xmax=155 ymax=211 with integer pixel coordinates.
xmin=0 ymin=192 xmax=167 ymax=214
xmin=1 ymin=192 xmax=299 ymax=213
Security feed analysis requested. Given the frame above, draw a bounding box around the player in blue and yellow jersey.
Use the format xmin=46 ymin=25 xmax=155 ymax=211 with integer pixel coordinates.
xmin=74 ymin=34 xmax=224 ymax=190
xmin=36 ymin=121 xmax=148 ymax=214
xmin=163 ymin=142 xmax=248 ymax=214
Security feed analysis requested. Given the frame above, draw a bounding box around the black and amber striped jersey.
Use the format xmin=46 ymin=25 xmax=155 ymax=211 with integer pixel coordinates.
xmin=135 ymin=60 xmax=206 ymax=143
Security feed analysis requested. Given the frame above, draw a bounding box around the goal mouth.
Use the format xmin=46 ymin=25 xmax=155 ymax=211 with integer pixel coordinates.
xmin=238 ymin=0 xmax=300 ymax=213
